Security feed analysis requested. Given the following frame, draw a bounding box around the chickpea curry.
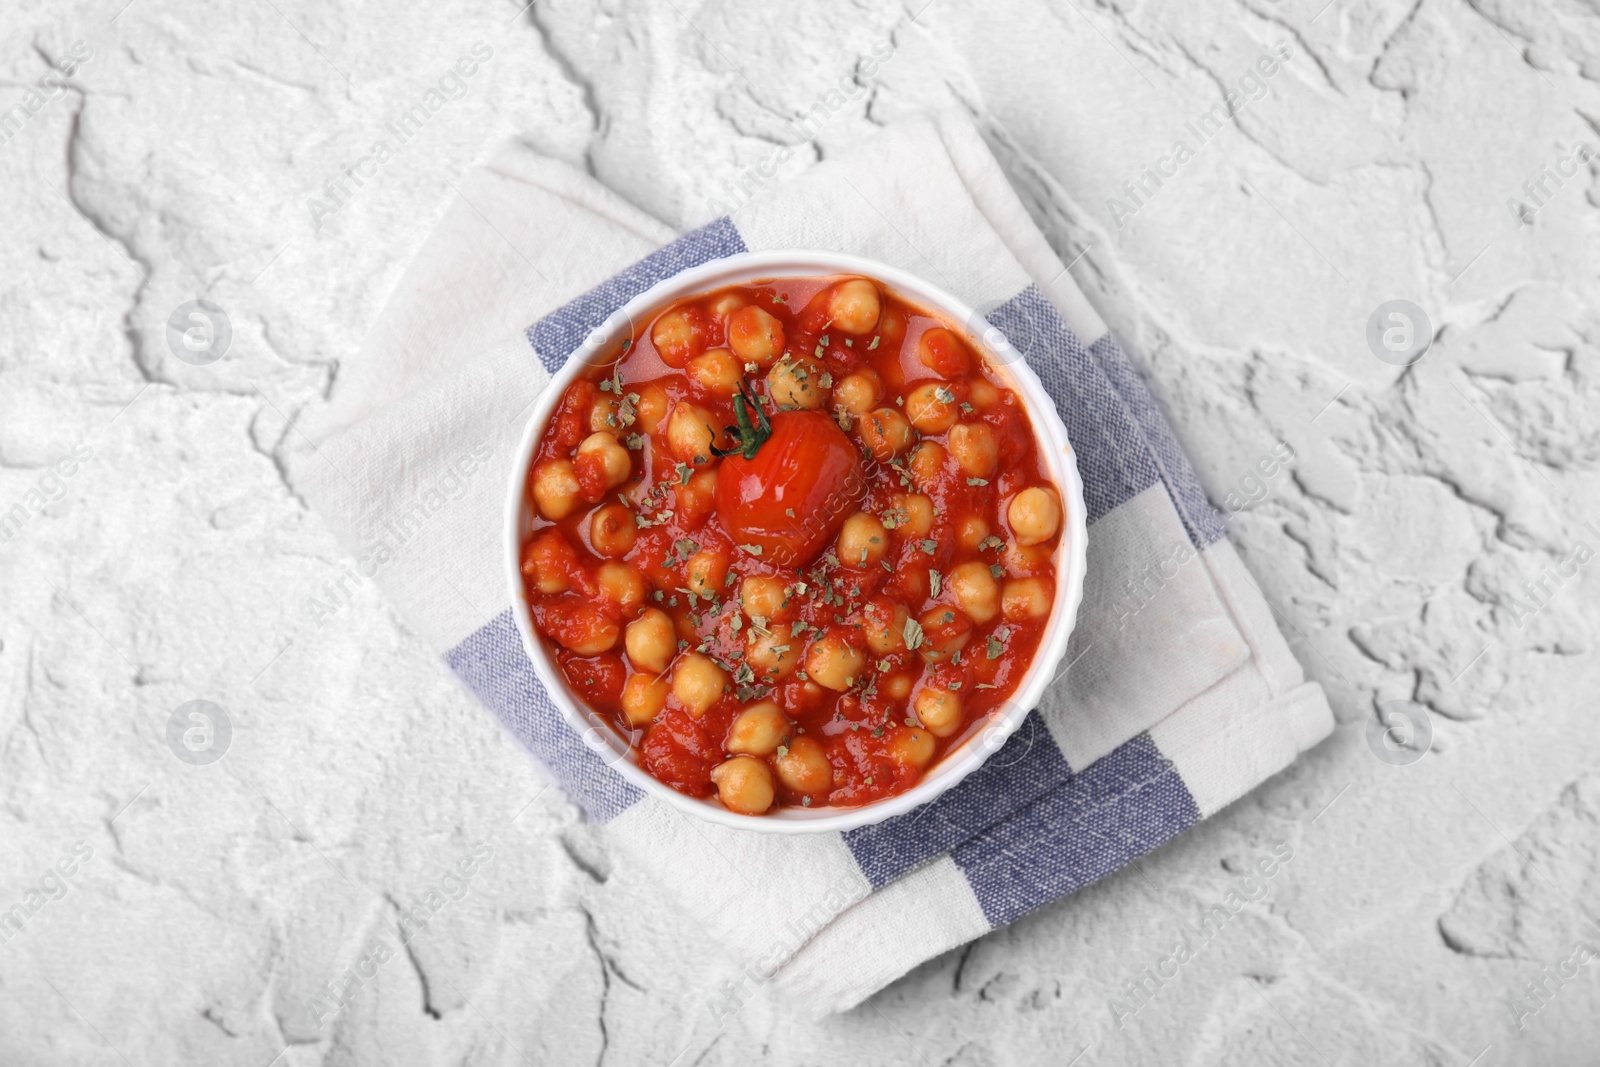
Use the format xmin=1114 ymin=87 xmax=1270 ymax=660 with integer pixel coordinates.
xmin=520 ymin=275 xmax=1064 ymax=815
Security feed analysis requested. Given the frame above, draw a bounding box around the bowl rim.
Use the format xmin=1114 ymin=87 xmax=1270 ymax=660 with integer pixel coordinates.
xmin=503 ymin=250 xmax=1088 ymax=834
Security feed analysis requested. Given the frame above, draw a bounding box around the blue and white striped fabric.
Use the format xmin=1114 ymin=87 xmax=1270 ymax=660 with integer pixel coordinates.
xmin=297 ymin=113 xmax=1333 ymax=1015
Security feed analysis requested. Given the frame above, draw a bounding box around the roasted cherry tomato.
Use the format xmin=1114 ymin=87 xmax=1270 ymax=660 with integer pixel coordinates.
xmin=711 ymin=383 xmax=863 ymax=567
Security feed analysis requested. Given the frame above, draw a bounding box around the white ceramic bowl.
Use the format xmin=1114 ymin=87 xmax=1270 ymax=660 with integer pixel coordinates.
xmin=504 ymin=252 xmax=1087 ymax=833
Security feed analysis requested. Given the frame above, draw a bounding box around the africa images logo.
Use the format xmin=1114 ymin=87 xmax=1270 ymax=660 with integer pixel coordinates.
xmin=1106 ymin=41 xmax=1295 ymax=229
xmin=0 ymin=841 xmax=94 ymax=949
xmin=0 ymin=40 xmax=94 ymax=150
xmin=166 ymin=700 xmax=232 ymax=766
xmin=166 ymin=300 xmax=232 ymax=366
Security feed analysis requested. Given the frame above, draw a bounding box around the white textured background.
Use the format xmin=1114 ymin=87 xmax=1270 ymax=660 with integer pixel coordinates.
xmin=3 ymin=0 xmax=1599 ymax=1063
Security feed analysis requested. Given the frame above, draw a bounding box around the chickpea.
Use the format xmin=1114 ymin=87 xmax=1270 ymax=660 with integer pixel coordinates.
xmin=805 ymin=633 xmax=866 ymax=691
xmin=957 ymin=515 xmax=989 ymax=553
xmin=588 ymin=395 xmax=621 ymax=435
xmin=967 ymin=378 xmax=1000 ymax=408
xmin=774 ymin=735 xmax=832 ymax=794
xmin=906 ymin=382 xmax=959 ymax=433
xmin=676 ymin=467 xmax=718 ymax=529
xmin=727 ymin=304 xmax=786 ymax=365
xmin=551 ymin=606 xmax=619 ymax=656
xmin=739 ymin=576 xmax=788 ymax=621
xmin=666 ymin=403 xmax=718 ymax=465
xmin=522 ymin=531 xmax=575 ymax=595
xmin=888 ymin=726 xmax=937 ymax=769
xmin=882 ymin=673 xmax=913 ymax=701
xmin=914 ymin=686 xmax=963 ymax=738
xmin=827 ymin=279 xmax=882 ymax=334
xmin=888 ymin=493 xmax=934 ymax=539
xmin=877 ymin=305 xmax=906 ymax=344
xmin=746 ymin=630 xmax=800 ymax=681
xmin=858 ymin=408 xmax=912 ymax=460
xmin=685 ymin=549 xmax=729 ymax=598
xmin=917 ymin=606 xmax=972 ymax=664
xmin=532 ymin=459 xmax=581 ymax=520
xmin=1003 ymin=577 xmax=1054 ymax=621
xmin=917 ymin=326 xmax=972 ymax=378
xmin=672 ymin=653 xmax=727 ymax=716
xmin=831 ymin=369 xmax=880 ymax=418
xmin=947 ymin=423 xmax=998 ymax=478
xmin=1008 ymin=487 xmax=1061 ymax=546
xmin=709 ymin=755 xmax=775 ymax=815
xmin=634 ymin=383 xmax=670 ymax=433
xmin=837 ymin=512 xmax=888 ymax=567
xmin=650 ymin=307 xmax=706 ymax=367
xmin=859 ymin=598 xmax=908 ymax=654
xmin=947 ymin=561 xmax=1000 ymax=624
xmin=625 ymin=608 xmax=676 ymax=673
xmin=725 ymin=701 xmax=790 ymax=756
xmin=577 ymin=431 xmax=632 ymax=491
xmin=596 ymin=562 xmax=646 ymax=612
xmin=688 ymin=348 xmax=742 ymax=398
xmin=620 ymin=673 xmax=668 ymax=726
xmin=767 ymin=355 xmax=829 ymax=409
xmin=588 ymin=503 xmax=637 ymax=558
xmin=908 ymin=441 xmax=947 ymax=488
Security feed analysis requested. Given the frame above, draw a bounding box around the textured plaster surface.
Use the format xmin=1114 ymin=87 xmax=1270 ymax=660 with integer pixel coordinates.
xmin=2 ymin=0 xmax=1599 ymax=1064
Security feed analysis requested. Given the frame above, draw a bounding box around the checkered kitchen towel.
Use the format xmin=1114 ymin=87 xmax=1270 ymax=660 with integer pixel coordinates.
xmin=295 ymin=111 xmax=1333 ymax=1015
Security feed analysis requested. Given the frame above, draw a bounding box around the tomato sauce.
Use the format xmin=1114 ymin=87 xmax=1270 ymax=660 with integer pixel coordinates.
xmin=520 ymin=275 xmax=1064 ymax=814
